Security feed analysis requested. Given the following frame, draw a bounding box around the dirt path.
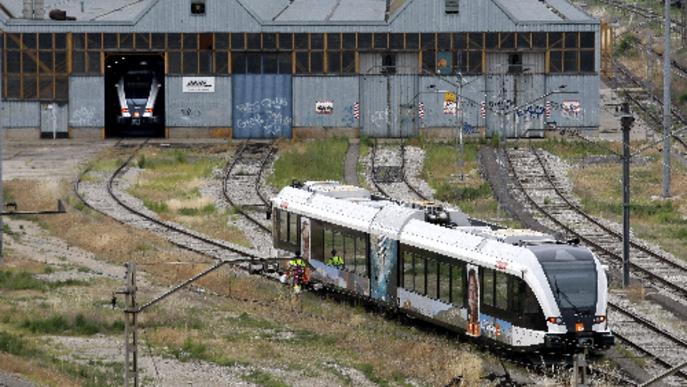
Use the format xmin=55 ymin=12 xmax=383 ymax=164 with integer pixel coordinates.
xmin=343 ymin=140 xmax=360 ymax=185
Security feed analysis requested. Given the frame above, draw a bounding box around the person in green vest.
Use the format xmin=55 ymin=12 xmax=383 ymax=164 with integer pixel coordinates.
xmin=327 ymin=249 xmax=344 ymax=269
xmin=288 ymin=251 xmax=307 ymax=293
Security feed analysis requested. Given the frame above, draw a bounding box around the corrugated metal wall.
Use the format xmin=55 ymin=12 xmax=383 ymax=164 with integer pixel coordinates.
xmin=546 ymin=74 xmax=599 ymax=128
xmin=1 ymin=101 xmax=41 ymax=128
xmin=360 ymin=75 xmax=419 ymax=137
xmin=232 ymin=74 xmax=292 ymax=139
xmin=69 ymin=76 xmax=104 ymax=128
xmin=292 ymin=76 xmax=359 ymax=128
xmin=166 ymin=76 xmax=232 ymax=127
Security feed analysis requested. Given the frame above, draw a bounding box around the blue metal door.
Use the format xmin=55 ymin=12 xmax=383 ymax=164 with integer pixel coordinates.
xmin=232 ymin=74 xmax=292 ymax=139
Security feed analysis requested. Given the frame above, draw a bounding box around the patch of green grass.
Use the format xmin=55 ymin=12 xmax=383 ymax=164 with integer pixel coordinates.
xmin=2 ymin=223 xmax=18 ymax=237
xmin=178 ymin=203 xmax=216 ymax=216
xmin=536 ymin=138 xmax=616 ymax=161
xmin=20 ymin=313 xmax=124 ymax=336
xmin=241 ymin=369 xmax=289 ymax=387
xmin=357 ymin=363 xmax=389 ymax=387
xmin=0 ymin=270 xmax=89 ymax=291
xmin=270 ymin=138 xmax=348 ymax=189
xmin=615 ymin=33 xmax=640 ymax=56
xmin=434 ymin=182 xmax=491 ymax=203
xmin=0 ymin=331 xmax=39 ymax=357
xmin=143 ymin=199 xmax=169 ymax=214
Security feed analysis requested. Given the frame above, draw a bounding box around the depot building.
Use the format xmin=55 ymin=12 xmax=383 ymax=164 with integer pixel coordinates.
xmin=0 ymin=0 xmax=601 ymax=139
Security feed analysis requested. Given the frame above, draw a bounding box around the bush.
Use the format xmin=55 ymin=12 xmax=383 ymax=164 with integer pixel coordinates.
xmin=0 ymin=332 xmax=38 ymax=357
xmin=0 ymin=271 xmax=48 ymax=291
xmin=137 ymin=154 xmax=147 ymax=169
xmin=615 ymin=34 xmax=640 ymax=56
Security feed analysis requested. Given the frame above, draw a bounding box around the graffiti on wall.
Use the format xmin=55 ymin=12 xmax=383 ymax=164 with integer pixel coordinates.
xmin=235 ymin=97 xmax=291 ymax=137
xmin=71 ymin=106 xmax=96 ymax=126
xmin=369 ymin=107 xmax=390 ymax=131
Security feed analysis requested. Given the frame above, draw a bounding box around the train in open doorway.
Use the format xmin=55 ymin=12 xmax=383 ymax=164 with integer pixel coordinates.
xmin=271 ymin=181 xmax=614 ymax=353
xmin=115 ymin=69 xmax=162 ymax=127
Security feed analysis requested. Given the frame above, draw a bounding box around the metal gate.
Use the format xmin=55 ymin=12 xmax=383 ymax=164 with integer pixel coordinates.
xmin=232 ymin=74 xmax=292 ymax=139
xmin=360 ymin=75 xmax=418 ymax=138
xmin=40 ymin=103 xmax=69 ymax=139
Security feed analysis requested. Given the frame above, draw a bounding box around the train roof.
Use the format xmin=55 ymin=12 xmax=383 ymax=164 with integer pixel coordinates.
xmin=274 ymin=183 xmax=549 ymax=276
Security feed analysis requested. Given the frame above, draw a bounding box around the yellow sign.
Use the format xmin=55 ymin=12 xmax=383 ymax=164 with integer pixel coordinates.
xmin=444 ymin=92 xmax=456 ymax=103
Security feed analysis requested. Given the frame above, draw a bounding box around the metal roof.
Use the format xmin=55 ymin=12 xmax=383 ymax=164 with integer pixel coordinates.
xmin=0 ymin=0 xmax=154 ymax=21
xmin=240 ymin=0 xmax=387 ymax=22
xmin=492 ymin=0 xmax=594 ymax=23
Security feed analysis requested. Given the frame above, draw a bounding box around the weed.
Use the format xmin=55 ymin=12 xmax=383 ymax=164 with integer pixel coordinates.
xmin=143 ymin=199 xmax=169 ymax=214
xmin=174 ymin=149 xmax=187 ymax=164
xmin=0 ymin=271 xmax=48 ymax=291
xmin=137 ymin=154 xmax=147 ymax=169
xmin=615 ymin=34 xmax=640 ymax=56
xmin=43 ymin=266 xmax=55 ymax=274
xmin=0 ymin=331 xmax=38 ymax=357
xmin=357 ymin=363 xmax=389 ymax=387
xmin=178 ymin=204 xmax=216 ymax=216
xmin=171 ymin=337 xmax=208 ymax=362
xmin=21 ymin=313 xmax=124 ymax=336
xmin=241 ymin=370 xmax=289 ymax=387
xmin=270 ymin=138 xmax=348 ymax=189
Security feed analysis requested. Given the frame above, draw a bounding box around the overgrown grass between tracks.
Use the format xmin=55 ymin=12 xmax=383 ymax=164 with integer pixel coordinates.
xmin=270 ymin=137 xmax=349 ymax=189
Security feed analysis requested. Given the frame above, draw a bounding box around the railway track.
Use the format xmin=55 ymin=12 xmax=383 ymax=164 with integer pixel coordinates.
xmin=505 ymin=147 xmax=687 ymax=385
xmin=611 ymin=61 xmax=687 ymax=151
xmin=222 ymin=141 xmax=276 ymax=234
xmin=75 ymin=140 xmax=265 ymax=262
xmin=369 ymin=139 xmax=428 ymax=202
xmin=595 ymin=0 xmax=684 ymax=32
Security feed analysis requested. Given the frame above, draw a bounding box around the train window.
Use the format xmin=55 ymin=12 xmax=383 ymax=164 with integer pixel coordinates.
xmin=451 ymin=264 xmax=464 ymax=306
xmin=403 ymin=251 xmax=414 ymax=291
xmin=323 ymin=229 xmax=333 ymax=259
xmin=439 ymin=262 xmax=451 ymax=303
xmin=354 ymin=236 xmax=367 ymax=276
xmin=495 ymin=272 xmax=509 ymax=310
xmin=279 ymin=210 xmax=288 ymax=242
xmin=481 ymin=268 xmax=494 ymax=307
xmin=344 ymin=235 xmax=355 ymax=269
xmin=427 ymin=258 xmax=438 ymax=299
xmin=416 ymin=256 xmax=426 ymax=295
xmin=288 ymin=213 xmax=299 ymax=244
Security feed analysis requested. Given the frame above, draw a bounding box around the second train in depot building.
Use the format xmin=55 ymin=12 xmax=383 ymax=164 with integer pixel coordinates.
xmin=271 ymin=181 xmax=614 ymax=352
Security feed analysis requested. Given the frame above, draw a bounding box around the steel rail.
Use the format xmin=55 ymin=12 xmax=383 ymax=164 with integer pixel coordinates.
xmin=504 ymin=149 xmax=687 ymax=299
xmin=221 ymin=141 xmax=274 ymax=234
xmin=506 ymin=149 xmax=687 ymax=383
xmin=533 ymin=149 xmax=687 ymax=273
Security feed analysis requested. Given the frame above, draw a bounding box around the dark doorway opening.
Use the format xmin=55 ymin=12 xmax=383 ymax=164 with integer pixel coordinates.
xmin=105 ymin=54 xmax=165 ymax=138
xmin=508 ymin=53 xmax=523 ymax=74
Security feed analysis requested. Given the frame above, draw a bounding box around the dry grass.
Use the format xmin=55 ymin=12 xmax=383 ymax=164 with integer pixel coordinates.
xmin=127 ymin=147 xmax=251 ymax=247
xmin=568 ymin=150 xmax=687 ymax=261
xmin=422 ymin=141 xmax=521 ymax=227
xmin=0 ymin=353 xmax=78 ymax=387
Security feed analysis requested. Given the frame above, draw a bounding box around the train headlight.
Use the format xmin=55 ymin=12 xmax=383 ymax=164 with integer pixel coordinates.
xmin=547 ymin=316 xmax=564 ymax=325
xmin=593 ymin=315 xmax=606 ymax=324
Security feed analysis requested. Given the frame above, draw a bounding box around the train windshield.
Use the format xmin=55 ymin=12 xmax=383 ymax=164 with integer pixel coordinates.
xmin=530 ymin=246 xmax=597 ymax=310
xmin=124 ymin=72 xmax=153 ymax=104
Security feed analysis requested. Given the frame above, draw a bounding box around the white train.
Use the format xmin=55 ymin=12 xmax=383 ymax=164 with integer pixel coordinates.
xmin=115 ymin=69 xmax=162 ymax=126
xmin=271 ymin=181 xmax=614 ymax=352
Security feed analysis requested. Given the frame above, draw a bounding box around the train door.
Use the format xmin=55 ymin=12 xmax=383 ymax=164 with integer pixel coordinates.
xmin=232 ymin=74 xmax=292 ymax=139
xmin=466 ymin=264 xmax=480 ymax=337
xmin=369 ymin=235 xmax=398 ymax=303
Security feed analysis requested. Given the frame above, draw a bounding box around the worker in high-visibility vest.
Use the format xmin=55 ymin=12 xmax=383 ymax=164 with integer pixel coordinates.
xmin=327 ymin=249 xmax=344 ymax=269
xmin=288 ymin=251 xmax=307 ymax=293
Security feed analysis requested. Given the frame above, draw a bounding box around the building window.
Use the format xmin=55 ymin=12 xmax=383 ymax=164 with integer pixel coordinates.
xmin=191 ymin=0 xmax=206 ymax=15
xmin=3 ymin=33 xmax=68 ymax=101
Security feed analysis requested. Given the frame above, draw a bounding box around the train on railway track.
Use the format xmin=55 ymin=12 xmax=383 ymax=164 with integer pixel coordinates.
xmin=271 ymin=181 xmax=614 ymax=353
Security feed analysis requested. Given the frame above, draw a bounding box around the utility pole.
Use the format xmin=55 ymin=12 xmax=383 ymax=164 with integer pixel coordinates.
xmin=457 ymin=73 xmax=464 ymax=181
xmin=1 ymin=52 xmax=4 ymax=262
xmin=663 ymin=0 xmax=672 ymax=198
xmin=620 ymin=102 xmax=634 ymax=288
xmin=118 ymin=263 xmax=139 ymax=387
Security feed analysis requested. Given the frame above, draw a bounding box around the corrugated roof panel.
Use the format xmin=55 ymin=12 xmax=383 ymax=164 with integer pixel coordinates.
xmin=329 ymin=0 xmax=386 ymax=21
xmin=276 ymin=0 xmax=338 ymax=21
xmin=494 ymin=0 xmax=562 ymax=22
xmin=238 ymin=0 xmax=290 ymax=21
xmin=0 ymin=0 xmax=154 ymax=21
xmin=545 ymin=0 xmax=594 ymax=21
